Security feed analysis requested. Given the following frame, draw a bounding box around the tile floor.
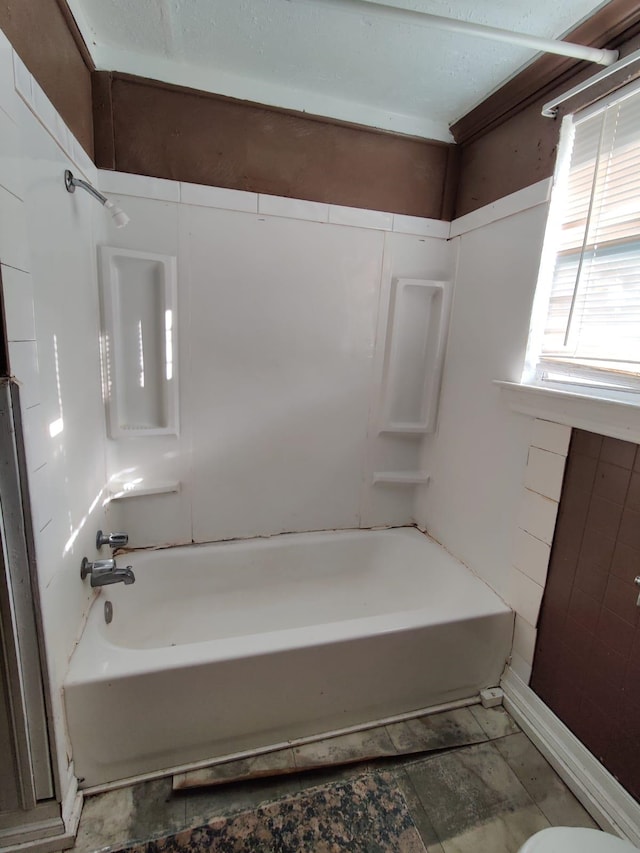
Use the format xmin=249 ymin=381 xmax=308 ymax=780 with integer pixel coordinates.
xmin=73 ymin=705 xmax=599 ymax=853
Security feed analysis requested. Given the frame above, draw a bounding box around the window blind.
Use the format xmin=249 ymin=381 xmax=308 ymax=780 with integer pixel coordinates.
xmin=538 ymin=82 xmax=640 ymax=390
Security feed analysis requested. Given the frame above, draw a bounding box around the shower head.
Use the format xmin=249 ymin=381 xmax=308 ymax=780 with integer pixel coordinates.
xmin=64 ymin=169 xmax=130 ymax=229
xmin=104 ymin=199 xmax=130 ymax=229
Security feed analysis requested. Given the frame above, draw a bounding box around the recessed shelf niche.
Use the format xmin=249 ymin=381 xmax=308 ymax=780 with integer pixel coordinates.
xmin=381 ymin=278 xmax=450 ymax=434
xmin=99 ymin=247 xmax=178 ymax=438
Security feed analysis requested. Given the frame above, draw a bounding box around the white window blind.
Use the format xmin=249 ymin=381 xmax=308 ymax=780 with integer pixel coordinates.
xmin=536 ymin=81 xmax=640 ymax=392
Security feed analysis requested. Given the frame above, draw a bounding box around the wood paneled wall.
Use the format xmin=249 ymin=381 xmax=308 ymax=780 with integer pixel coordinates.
xmin=92 ymin=72 xmax=459 ymax=220
xmin=0 ymin=0 xmax=94 ymax=157
xmin=452 ymin=0 xmax=640 ymax=217
xmin=3 ymin=0 xmax=640 ymax=220
xmin=532 ymin=430 xmax=640 ymax=801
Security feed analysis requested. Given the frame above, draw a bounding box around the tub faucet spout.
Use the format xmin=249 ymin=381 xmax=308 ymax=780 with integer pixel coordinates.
xmin=80 ymin=557 xmax=135 ymax=587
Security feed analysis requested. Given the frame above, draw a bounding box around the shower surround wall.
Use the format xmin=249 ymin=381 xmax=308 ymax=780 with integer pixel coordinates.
xmin=415 ymin=181 xmax=554 ymax=605
xmin=411 ymin=180 xmax=584 ymax=689
xmin=97 ymin=172 xmax=571 ymax=662
xmin=0 ymin=33 xmax=119 ymax=816
xmin=100 ymin=171 xmax=454 ymax=547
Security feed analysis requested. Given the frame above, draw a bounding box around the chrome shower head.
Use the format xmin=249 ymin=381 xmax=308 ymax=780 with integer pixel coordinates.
xmin=64 ymin=169 xmax=130 ymax=229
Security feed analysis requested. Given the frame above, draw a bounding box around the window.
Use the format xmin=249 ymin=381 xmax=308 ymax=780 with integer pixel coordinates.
xmin=524 ymin=80 xmax=640 ymax=397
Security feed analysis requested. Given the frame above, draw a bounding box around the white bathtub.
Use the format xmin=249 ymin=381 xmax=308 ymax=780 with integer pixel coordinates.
xmin=64 ymin=527 xmax=513 ymax=788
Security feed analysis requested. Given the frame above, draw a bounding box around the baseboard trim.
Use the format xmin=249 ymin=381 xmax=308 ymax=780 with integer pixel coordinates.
xmin=2 ymin=824 xmax=77 ymax=853
xmin=501 ymin=666 xmax=640 ymax=846
xmin=0 ymin=776 xmax=83 ymax=853
xmin=61 ymin=773 xmax=83 ymax=841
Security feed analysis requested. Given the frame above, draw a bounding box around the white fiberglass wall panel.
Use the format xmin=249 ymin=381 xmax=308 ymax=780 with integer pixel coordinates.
xmin=100 ymin=179 xmax=456 ymax=548
xmin=185 ymin=207 xmax=382 ymax=542
xmin=415 ymin=203 xmax=550 ymax=601
xmin=0 ymin=70 xmax=110 ymax=802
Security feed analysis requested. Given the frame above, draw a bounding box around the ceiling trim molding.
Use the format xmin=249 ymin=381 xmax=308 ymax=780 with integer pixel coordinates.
xmin=451 ymin=0 xmax=640 ymax=146
xmin=55 ymin=0 xmax=95 ymax=72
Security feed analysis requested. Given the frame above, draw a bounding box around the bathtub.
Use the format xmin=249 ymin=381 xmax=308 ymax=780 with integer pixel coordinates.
xmin=64 ymin=527 xmax=513 ymax=788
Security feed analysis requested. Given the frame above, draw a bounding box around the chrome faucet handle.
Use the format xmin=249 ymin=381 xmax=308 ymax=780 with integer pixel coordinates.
xmin=96 ymin=530 xmax=129 ymax=550
xmin=81 ymin=557 xmax=115 ymax=579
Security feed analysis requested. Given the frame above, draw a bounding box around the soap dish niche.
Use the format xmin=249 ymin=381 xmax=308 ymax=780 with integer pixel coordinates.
xmin=380 ymin=278 xmax=450 ymax=434
xmin=99 ymin=246 xmax=178 ymax=439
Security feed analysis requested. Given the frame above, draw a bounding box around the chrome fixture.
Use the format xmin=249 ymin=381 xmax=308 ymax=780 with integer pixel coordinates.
xmin=96 ymin=529 xmax=129 ymax=550
xmin=635 ymin=575 xmax=640 ymax=607
xmin=80 ymin=557 xmax=135 ymax=587
xmin=104 ymin=601 xmax=113 ymax=624
xmin=64 ymin=169 xmax=130 ymax=228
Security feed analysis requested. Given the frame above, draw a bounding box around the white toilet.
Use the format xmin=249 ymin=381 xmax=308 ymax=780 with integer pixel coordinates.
xmin=519 ymin=827 xmax=639 ymax=853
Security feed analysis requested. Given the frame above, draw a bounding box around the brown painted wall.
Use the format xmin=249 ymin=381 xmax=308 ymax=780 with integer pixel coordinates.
xmin=532 ymin=429 xmax=640 ymax=801
xmin=455 ymin=51 xmax=640 ymax=217
xmin=0 ymin=0 xmax=94 ymax=157
xmin=94 ymin=73 xmax=457 ymax=220
xmin=455 ymin=93 xmax=560 ymax=218
xmin=3 ymin=1 xmax=636 ymax=220
xmin=453 ymin=0 xmax=640 ymax=217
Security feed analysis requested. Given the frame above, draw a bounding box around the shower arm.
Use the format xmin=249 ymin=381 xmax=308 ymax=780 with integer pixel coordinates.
xmin=64 ymin=169 xmax=108 ymax=205
xmin=64 ymin=169 xmax=130 ymax=228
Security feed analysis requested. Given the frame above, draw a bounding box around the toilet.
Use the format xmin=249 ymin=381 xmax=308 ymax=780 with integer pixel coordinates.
xmin=519 ymin=828 xmax=639 ymax=853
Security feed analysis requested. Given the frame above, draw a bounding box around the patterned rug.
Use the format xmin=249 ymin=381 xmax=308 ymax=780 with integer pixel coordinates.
xmin=113 ymin=772 xmax=427 ymax=853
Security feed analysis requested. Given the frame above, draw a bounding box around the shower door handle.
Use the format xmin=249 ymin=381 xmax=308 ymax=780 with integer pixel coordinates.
xmin=635 ymin=575 xmax=640 ymax=606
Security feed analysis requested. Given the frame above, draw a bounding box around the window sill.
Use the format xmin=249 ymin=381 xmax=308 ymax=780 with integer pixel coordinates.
xmin=494 ymin=380 xmax=640 ymax=444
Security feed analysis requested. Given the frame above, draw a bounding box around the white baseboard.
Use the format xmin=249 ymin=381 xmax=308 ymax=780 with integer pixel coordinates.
xmin=61 ymin=772 xmax=83 ymax=840
xmin=0 ymin=770 xmax=83 ymax=853
xmin=3 ymin=828 xmax=76 ymax=853
xmin=501 ymin=666 xmax=640 ymax=846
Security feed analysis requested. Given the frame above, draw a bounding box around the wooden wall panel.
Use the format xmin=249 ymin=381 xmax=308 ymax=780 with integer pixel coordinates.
xmin=97 ymin=73 xmax=456 ymax=220
xmin=2 ymin=1 xmax=640 ymax=220
xmin=532 ymin=429 xmax=640 ymax=801
xmin=0 ymin=0 xmax=94 ymax=157
xmin=452 ymin=0 xmax=640 ymax=217
xmin=455 ymin=94 xmax=561 ymax=217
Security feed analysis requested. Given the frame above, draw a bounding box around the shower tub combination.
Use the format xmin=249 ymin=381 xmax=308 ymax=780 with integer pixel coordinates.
xmin=64 ymin=527 xmax=513 ymax=788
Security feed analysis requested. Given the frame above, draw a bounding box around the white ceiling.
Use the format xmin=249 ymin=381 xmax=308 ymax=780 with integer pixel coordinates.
xmin=67 ymin=0 xmax=608 ymax=141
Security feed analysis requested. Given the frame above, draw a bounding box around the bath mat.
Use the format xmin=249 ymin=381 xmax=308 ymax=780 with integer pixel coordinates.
xmin=114 ymin=772 xmax=427 ymax=852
